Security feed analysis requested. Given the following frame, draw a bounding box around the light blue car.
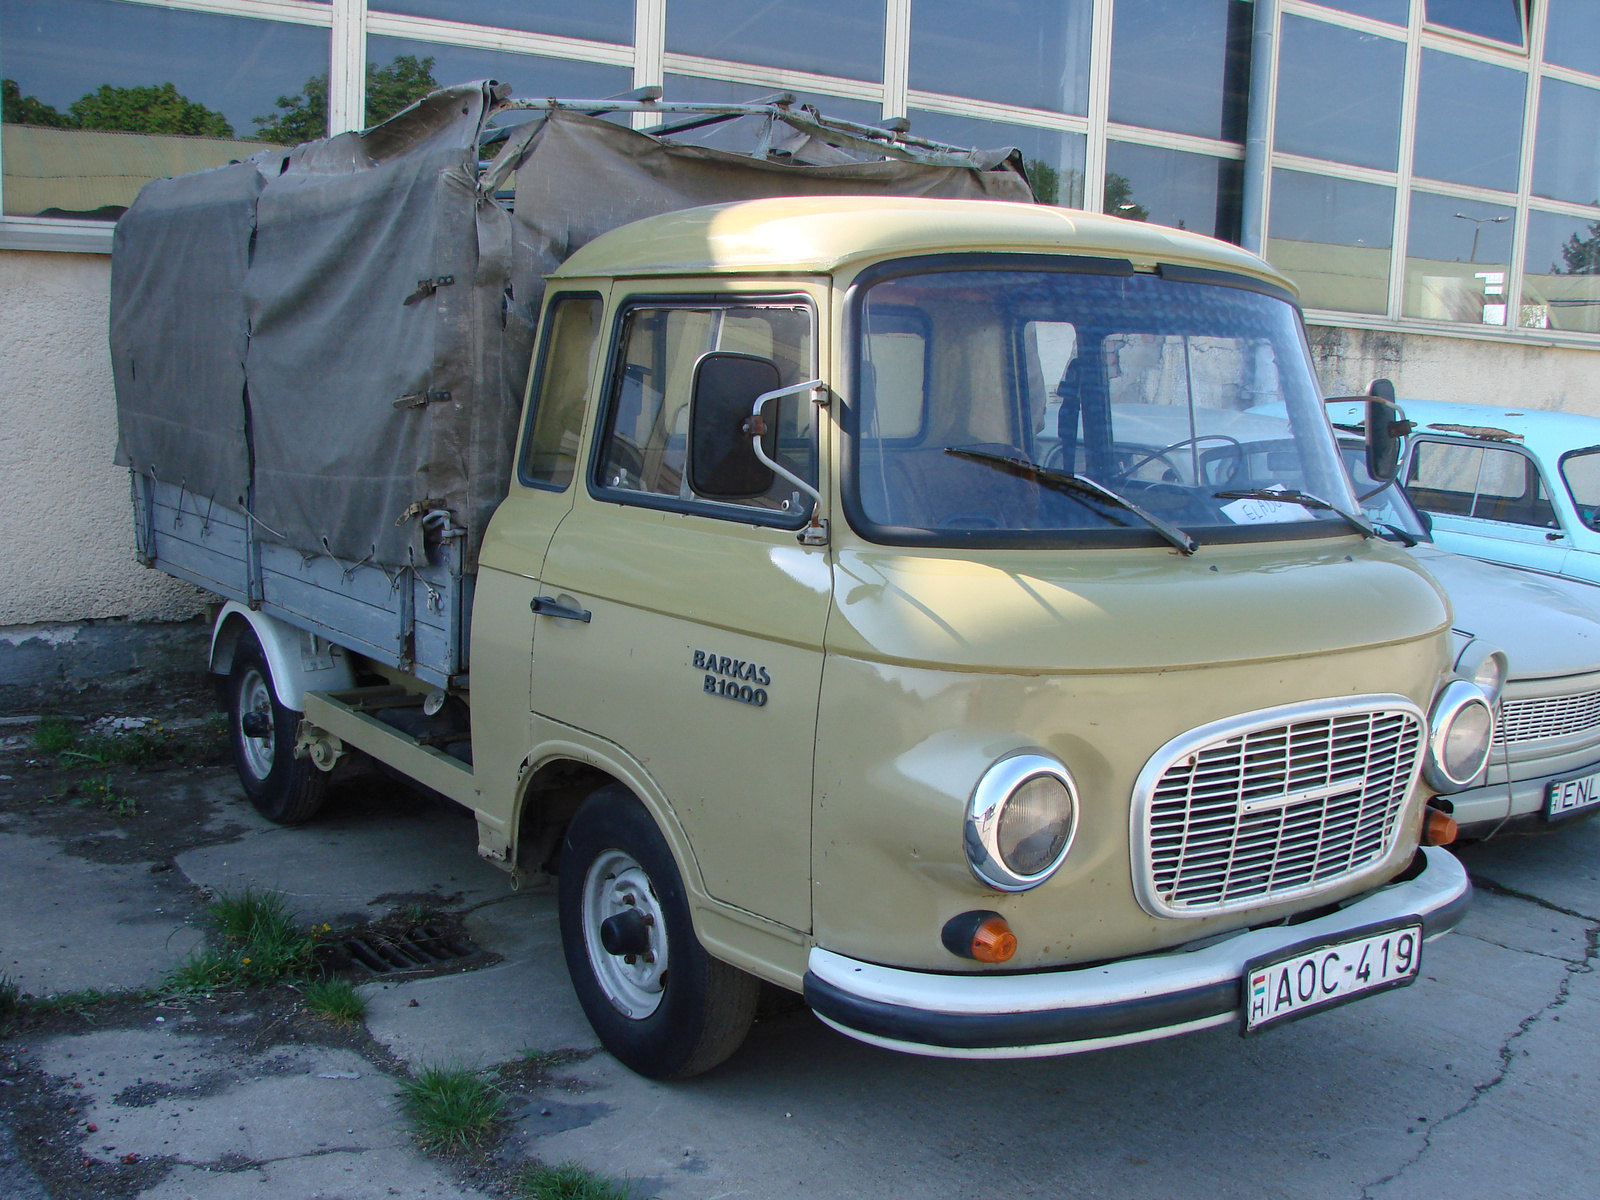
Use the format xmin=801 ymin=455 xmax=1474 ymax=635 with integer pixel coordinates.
xmin=1331 ymin=398 xmax=1600 ymax=587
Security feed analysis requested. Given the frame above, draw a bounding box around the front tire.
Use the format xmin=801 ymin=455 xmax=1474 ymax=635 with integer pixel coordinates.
xmin=227 ymin=632 xmax=327 ymax=825
xmin=558 ymin=784 xmax=759 ymax=1079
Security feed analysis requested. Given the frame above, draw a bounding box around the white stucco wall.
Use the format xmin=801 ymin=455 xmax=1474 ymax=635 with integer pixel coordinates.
xmin=1306 ymin=323 xmax=1600 ymax=417
xmin=0 ymin=249 xmax=204 ymax=626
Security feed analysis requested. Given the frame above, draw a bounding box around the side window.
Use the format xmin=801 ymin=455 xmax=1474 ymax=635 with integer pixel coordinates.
xmin=1407 ymin=440 xmax=1558 ymax=527
xmin=1407 ymin=441 xmax=1481 ymax=516
xmin=519 ymin=294 xmax=603 ymax=490
xmin=596 ymin=301 xmax=816 ymax=516
xmin=1562 ymin=450 xmax=1600 ymax=530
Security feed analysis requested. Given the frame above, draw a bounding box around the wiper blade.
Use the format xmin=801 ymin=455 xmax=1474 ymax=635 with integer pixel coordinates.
xmin=1213 ymin=487 xmax=1377 ymax=539
xmin=945 ymin=448 xmax=1198 ymax=555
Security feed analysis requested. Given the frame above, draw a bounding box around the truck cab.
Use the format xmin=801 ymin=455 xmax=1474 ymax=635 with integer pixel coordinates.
xmin=445 ymin=197 xmax=1479 ymax=1074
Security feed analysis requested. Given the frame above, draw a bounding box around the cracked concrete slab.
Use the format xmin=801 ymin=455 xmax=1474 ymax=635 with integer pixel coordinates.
xmin=361 ymin=891 xmax=600 ymax=1067
xmin=32 ymin=1021 xmax=478 ymax=1200
xmin=174 ymin=806 xmax=512 ymax=924
xmin=1456 ymin=818 xmax=1600 ymax=920
xmin=0 ymin=827 xmax=204 ymax=995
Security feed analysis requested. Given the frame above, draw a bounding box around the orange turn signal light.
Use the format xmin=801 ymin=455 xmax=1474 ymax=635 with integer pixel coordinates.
xmin=1423 ymin=807 xmax=1458 ymax=847
xmin=941 ymin=910 xmax=1018 ymax=963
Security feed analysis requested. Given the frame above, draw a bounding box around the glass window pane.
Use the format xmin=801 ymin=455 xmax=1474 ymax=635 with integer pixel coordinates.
xmin=1103 ymin=141 xmax=1243 ymax=242
xmin=658 ymin=75 xmax=881 ymax=154
xmin=907 ymin=110 xmax=1086 ymax=207
xmin=1267 ymin=169 xmax=1395 ymax=314
xmin=521 ymin=296 xmax=603 ymax=491
xmin=1424 ymin=0 xmax=1525 ymax=46
xmin=1520 ymin=209 xmax=1600 ymax=334
xmin=370 ymin=2 xmax=632 ymax=44
xmin=1544 ymin=0 xmax=1600 ymax=77
xmin=1275 ymin=15 xmax=1406 ymax=171
xmin=0 ymin=0 xmax=328 ymax=218
xmin=363 ymin=37 xmax=632 ymax=127
xmin=1412 ymin=50 xmax=1524 ymax=191
xmin=908 ymin=0 xmax=1091 ymax=115
xmin=1407 ymin=441 xmax=1481 ymax=516
xmin=1403 ymin=192 xmax=1514 ymax=324
xmin=1315 ymin=1 xmax=1410 ymax=24
xmin=1473 ymin=448 xmax=1556 ymax=526
xmin=1560 ymin=450 xmax=1600 ymax=529
xmin=1108 ymin=0 xmax=1253 ymax=142
xmin=666 ymin=1 xmax=883 ymax=83
xmin=1533 ymin=78 xmax=1600 ymax=206
xmin=599 ymin=304 xmax=816 ymax=512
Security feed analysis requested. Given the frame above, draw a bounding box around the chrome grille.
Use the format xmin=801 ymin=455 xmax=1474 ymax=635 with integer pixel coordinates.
xmin=1499 ymin=689 xmax=1600 ymax=745
xmin=1136 ymin=704 xmax=1423 ymax=918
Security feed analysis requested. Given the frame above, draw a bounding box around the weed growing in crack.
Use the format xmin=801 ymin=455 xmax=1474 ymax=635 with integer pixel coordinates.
xmin=63 ymin=725 xmax=169 ymax=767
xmin=166 ymin=887 xmax=316 ymax=991
xmin=80 ymin=774 xmax=136 ymax=817
xmin=32 ymin=715 xmax=78 ymax=755
xmin=509 ymin=1162 xmax=647 ymax=1200
xmin=397 ymin=1064 xmax=507 ymax=1152
xmin=301 ymin=977 xmax=368 ymax=1024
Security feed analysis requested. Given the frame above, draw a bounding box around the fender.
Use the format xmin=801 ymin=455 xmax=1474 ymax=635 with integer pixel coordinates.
xmin=209 ymin=602 xmax=355 ymax=712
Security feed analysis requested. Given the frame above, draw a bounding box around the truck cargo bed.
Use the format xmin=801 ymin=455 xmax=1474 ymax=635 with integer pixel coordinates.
xmin=135 ymin=475 xmax=470 ymax=688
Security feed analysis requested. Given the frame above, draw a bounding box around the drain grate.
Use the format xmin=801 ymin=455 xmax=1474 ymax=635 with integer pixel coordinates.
xmin=340 ymin=925 xmax=478 ymax=976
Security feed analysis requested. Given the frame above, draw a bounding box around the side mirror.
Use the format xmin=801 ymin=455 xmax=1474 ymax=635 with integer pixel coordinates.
xmin=689 ymin=352 xmax=781 ymax=500
xmin=1364 ymin=378 xmax=1412 ymax=483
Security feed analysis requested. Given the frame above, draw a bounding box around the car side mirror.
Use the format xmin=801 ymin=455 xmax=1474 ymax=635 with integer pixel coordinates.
xmin=1365 ymin=378 xmax=1411 ymax=483
xmin=688 ymin=352 xmax=781 ymax=500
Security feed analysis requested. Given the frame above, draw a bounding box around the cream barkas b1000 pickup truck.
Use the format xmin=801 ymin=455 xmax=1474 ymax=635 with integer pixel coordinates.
xmin=114 ymin=93 xmax=1487 ymax=1079
xmin=454 ymin=196 xmax=1483 ymax=1076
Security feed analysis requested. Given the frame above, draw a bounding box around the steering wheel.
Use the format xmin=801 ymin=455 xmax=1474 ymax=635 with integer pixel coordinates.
xmin=1116 ymin=434 xmax=1245 ymax=487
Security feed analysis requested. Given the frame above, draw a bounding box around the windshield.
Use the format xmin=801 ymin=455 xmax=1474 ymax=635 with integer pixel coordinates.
xmin=1561 ymin=449 xmax=1600 ymax=531
xmin=849 ymin=267 xmax=1358 ymax=546
xmin=1339 ymin=441 xmax=1431 ymax=541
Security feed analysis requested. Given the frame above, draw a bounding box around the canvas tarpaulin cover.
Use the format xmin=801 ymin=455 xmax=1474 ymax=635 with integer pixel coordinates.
xmin=112 ymin=86 xmax=1031 ymax=570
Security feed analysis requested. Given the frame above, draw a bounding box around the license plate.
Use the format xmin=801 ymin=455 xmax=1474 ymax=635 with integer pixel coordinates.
xmin=1242 ymin=921 xmax=1422 ymax=1034
xmin=1546 ymin=768 xmax=1600 ymax=821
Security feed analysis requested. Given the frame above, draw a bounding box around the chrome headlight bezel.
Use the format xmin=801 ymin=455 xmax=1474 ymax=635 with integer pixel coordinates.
xmin=1454 ymin=639 xmax=1508 ymax=706
xmin=964 ymin=753 xmax=1078 ymax=892
xmin=1425 ymin=678 xmax=1496 ymax=791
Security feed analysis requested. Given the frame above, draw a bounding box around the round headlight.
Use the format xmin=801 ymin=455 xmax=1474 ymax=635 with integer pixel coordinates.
xmin=1455 ymin=640 xmax=1508 ymax=705
xmin=965 ymin=753 xmax=1078 ymax=892
xmin=1425 ymin=679 xmax=1495 ymax=791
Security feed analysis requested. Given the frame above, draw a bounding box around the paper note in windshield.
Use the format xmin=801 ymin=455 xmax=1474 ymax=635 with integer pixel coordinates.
xmin=1221 ymin=487 xmax=1316 ymax=525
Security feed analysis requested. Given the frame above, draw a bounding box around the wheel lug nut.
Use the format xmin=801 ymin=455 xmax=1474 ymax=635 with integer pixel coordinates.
xmin=624 ymin=954 xmax=636 ymax=965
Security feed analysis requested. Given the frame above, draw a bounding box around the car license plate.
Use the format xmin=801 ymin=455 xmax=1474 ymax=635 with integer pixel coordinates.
xmin=1242 ymin=921 xmax=1422 ymax=1034
xmin=1546 ymin=768 xmax=1600 ymax=821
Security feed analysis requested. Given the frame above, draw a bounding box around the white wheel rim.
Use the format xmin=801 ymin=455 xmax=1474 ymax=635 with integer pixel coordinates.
xmin=581 ymin=848 xmax=668 ymax=1020
xmin=238 ymin=668 xmax=275 ymax=781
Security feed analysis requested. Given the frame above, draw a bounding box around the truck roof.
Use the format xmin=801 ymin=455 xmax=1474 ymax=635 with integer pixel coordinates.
xmin=549 ymin=195 xmax=1298 ymax=293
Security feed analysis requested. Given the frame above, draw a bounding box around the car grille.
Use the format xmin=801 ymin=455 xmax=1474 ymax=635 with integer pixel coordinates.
xmin=1499 ymin=688 xmax=1600 ymax=745
xmin=1137 ymin=705 xmax=1423 ymax=918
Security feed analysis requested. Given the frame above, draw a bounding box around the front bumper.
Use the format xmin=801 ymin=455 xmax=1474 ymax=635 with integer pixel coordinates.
xmin=1448 ymin=753 xmax=1600 ymax=836
xmin=804 ymin=847 xmax=1470 ymax=1059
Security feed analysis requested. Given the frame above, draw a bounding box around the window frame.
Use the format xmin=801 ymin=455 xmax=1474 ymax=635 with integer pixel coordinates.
xmin=1405 ymin=434 xmax=1561 ymax=528
xmin=585 ymin=290 xmax=822 ymax=531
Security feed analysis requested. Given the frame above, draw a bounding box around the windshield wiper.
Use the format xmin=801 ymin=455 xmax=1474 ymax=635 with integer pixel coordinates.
xmin=1213 ymin=487 xmax=1378 ymax=540
xmin=944 ymin=448 xmax=1198 ymax=555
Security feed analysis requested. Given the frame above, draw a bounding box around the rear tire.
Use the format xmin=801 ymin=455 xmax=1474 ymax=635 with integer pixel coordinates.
xmin=558 ymin=784 xmax=759 ymax=1080
xmin=227 ymin=632 xmax=327 ymax=825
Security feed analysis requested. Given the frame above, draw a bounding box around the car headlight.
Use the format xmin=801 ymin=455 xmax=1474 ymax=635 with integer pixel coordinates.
xmin=1424 ymin=679 xmax=1496 ymax=791
xmin=1455 ymin=640 xmax=1508 ymax=706
xmin=964 ymin=753 xmax=1078 ymax=891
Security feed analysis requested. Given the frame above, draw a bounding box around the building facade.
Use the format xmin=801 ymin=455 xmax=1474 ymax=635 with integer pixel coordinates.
xmin=2 ymin=1 xmax=1598 ymax=666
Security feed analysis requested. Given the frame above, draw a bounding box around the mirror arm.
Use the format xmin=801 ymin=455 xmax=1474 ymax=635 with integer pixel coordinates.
xmin=748 ymin=379 xmax=825 ymax=508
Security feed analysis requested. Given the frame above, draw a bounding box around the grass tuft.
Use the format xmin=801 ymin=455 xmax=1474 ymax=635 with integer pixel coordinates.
xmin=397 ymin=1064 xmax=507 ymax=1153
xmin=33 ymin=715 xmax=78 ymax=755
xmin=165 ymin=887 xmax=316 ymax=991
xmin=300 ymin=977 xmax=368 ymax=1024
xmin=509 ymin=1162 xmax=645 ymax=1200
xmin=0 ymin=973 xmax=20 ymax=1024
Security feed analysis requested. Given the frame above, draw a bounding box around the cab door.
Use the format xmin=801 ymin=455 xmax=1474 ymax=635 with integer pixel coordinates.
xmin=472 ymin=290 xmax=607 ymax=828
xmin=528 ymin=287 xmax=832 ymax=933
xmin=1405 ymin=437 xmax=1572 ymax=576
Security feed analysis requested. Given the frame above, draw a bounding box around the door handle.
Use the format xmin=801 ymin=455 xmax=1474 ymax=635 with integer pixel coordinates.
xmin=530 ymin=595 xmax=591 ymax=622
